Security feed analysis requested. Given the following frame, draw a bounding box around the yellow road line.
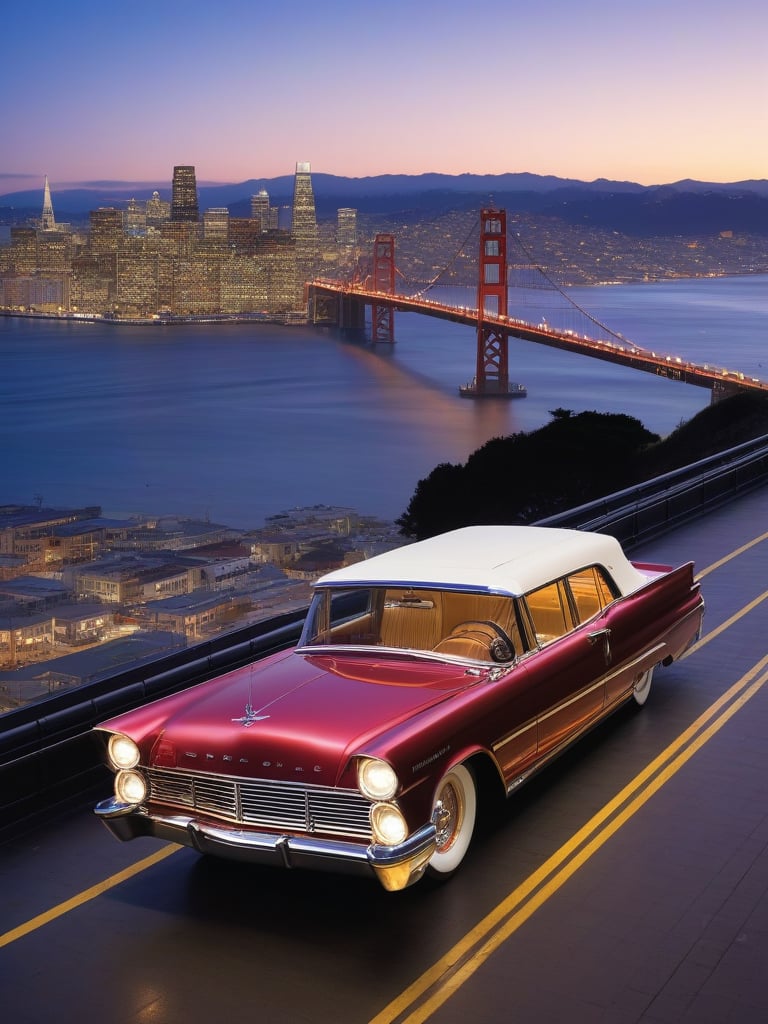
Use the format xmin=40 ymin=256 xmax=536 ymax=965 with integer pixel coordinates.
xmin=682 ymin=588 xmax=768 ymax=658
xmin=370 ymin=655 xmax=768 ymax=1024
xmin=696 ymin=527 xmax=768 ymax=580
xmin=682 ymin=525 xmax=768 ymax=657
xmin=0 ymin=844 xmax=180 ymax=949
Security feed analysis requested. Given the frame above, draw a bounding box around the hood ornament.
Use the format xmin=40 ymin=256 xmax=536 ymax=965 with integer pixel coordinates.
xmin=232 ymin=702 xmax=270 ymax=727
xmin=232 ymin=668 xmax=270 ymax=727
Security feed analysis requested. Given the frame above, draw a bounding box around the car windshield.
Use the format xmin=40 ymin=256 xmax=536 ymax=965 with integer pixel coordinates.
xmin=299 ymin=586 xmax=521 ymax=663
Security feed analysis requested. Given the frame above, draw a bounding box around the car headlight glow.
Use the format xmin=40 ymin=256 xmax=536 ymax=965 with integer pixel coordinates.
xmin=114 ymin=770 xmax=147 ymax=805
xmin=370 ymin=803 xmax=408 ymax=846
xmin=357 ymin=757 xmax=399 ymax=801
xmin=107 ymin=733 xmax=140 ymax=770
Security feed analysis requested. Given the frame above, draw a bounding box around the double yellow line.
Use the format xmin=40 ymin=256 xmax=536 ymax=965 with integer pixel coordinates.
xmin=370 ymin=537 xmax=768 ymax=1024
xmin=371 ymin=645 xmax=768 ymax=1024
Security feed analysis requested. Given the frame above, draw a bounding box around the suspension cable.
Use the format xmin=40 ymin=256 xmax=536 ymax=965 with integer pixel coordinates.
xmin=507 ymin=229 xmax=646 ymax=349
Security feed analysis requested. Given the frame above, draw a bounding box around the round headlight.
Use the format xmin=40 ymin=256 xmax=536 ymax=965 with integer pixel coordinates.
xmin=107 ymin=733 xmax=140 ymax=770
xmin=357 ymin=757 xmax=399 ymax=801
xmin=115 ymin=770 xmax=147 ymax=805
xmin=371 ymin=803 xmax=408 ymax=846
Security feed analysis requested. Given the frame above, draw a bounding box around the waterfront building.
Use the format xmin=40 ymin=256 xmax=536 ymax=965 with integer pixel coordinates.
xmin=0 ymin=274 xmax=69 ymax=313
xmin=171 ymin=165 xmax=199 ymax=222
xmin=172 ymin=254 xmax=222 ymax=315
xmin=0 ymin=506 xmax=102 ymax=560
xmin=0 ymin=164 xmax=309 ymax=318
xmin=115 ymin=249 xmax=161 ymax=316
xmin=70 ymin=253 xmax=114 ymax=311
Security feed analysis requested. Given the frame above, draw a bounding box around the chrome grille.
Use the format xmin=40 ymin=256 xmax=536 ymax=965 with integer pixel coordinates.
xmin=145 ymin=766 xmax=372 ymax=839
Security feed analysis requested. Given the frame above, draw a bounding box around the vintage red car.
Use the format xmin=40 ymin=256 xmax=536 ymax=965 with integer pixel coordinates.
xmin=94 ymin=525 xmax=704 ymax=891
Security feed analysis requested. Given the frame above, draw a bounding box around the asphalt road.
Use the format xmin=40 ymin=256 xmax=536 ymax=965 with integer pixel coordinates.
xmin=1 ymin=487 xmax=767 ymax=1024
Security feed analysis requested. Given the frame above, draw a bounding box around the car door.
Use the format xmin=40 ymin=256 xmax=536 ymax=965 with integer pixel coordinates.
xmin=522 ymin=578 xmax=610 ymax=760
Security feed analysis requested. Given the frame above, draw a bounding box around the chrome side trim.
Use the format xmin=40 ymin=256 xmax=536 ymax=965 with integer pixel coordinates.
xmin=492 ymin=718 xmax=537 ymax=756
xmin=537 ymin=676 xmax=605 ymax=723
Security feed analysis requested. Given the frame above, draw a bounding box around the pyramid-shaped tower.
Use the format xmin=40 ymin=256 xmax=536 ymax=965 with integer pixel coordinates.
xmin=40 ymin=175 xmax=56 ymax=231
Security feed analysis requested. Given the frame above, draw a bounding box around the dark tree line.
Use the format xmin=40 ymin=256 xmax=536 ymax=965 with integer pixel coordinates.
xmin=397 ymin=394 xmax=768 ymax=540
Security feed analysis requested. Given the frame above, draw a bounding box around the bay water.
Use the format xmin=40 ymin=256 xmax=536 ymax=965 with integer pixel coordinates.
xmin=1 ymin=275 xmax=766 ymax=529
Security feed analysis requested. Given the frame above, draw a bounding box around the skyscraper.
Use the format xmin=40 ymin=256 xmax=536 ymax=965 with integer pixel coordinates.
xmin=146 ymin=190 xmax=171 ymax=227
xmin=40 ymin=176 xmax=56 ymax=231
xmin=203 ymin=207 xmax=229 ymax=241
xmin=251 ymin=189 xmax=271 ymax=232
xmin=291 ymin=161 xmax=319 ymax=273
xmin=171 ymin=165 xmax=199 ymax=222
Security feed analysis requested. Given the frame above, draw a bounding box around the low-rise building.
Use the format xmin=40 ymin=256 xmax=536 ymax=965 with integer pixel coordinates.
xmin=52 ymin=603 xmax=116 ymax=646
xmin=141 ymin=590 xmax=251 ymax=639
xmin=0 ymin=630 xmax=186 ymax=708
xmin=72 ymin=554 xmax=201 ymax=604
xmin=0 ymin=611 xmax=55 ymax=668
xmin=0 ymin=575 xmax=69 ymax=610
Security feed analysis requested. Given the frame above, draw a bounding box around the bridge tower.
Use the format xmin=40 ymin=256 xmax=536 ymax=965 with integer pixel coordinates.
xmin=472 ymin=208 xmax=510 ymax=394
xmin=371 ymin=233 xmax=395 ymax=343
xmin=460 ymin=208 xmax=525 ymax=398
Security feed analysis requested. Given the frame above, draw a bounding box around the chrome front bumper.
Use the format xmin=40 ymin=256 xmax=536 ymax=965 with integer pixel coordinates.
xmin=94 ymin=797 xmax=437 ymax=891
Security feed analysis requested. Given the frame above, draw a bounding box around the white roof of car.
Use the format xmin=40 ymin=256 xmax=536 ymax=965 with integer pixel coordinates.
xmin=315 ymin=525 xmax=648 ymax=597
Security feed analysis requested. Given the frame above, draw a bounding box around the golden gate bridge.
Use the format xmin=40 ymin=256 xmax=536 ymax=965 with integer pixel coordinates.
xmin=308 ymin=207 xmax=767 ymax=403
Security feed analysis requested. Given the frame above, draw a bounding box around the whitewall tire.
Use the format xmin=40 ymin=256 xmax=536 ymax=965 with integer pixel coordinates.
xmin=632 ymin=667 xmax=654 ymax=706
xmin=426 ymin=763 xmax=477 ymax=879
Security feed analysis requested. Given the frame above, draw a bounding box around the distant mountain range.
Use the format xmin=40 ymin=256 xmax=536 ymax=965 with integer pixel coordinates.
xmin=3 ymin=172 xmax=768 ymax=236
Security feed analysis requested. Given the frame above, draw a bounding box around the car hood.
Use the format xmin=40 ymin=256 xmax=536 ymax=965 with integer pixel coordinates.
xmin=99 ymin=648 xmax=481 ymax=786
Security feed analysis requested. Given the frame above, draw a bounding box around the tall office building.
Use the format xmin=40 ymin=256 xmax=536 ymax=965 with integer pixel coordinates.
xmin=337 ymin=208 xmax=357 ymax=247
xmin=203 ymin=207 xmax=230 ymax=242
xmin=291 ymin=162 xmax=319 ymax=272
xmin=89 ymin=208 xmax=124 ymax=252
xmin=124 ymin=198 xmax=147 ymax=236
xmin=251 ymin=189 xmax=271 ymax=232
xmin=146 ymin=190 xmax=171 ymax=227
xmin=40 ymin=176 xmax=56 ymax=231
xmin=171 ymin=165 xmax=199 ymax=222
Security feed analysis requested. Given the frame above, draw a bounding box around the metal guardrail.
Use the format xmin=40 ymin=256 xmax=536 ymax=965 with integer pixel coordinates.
xmin=537 ymin=432 xmax=768 ymax=547
xmin=2 ymin=433 xmax=767 ymax=834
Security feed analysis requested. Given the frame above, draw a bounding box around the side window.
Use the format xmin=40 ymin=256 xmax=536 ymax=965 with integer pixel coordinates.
xmin=524 ymin=580 xmax=573 ymax=644
xmin=594 ymin=567 xmax=617 ymax=604
xmin=567 ymin=566 xmax=618 ymax=623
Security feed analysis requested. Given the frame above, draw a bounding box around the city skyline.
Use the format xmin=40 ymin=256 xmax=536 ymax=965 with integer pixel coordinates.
xmin=2 ymin=0 xmax=768 ymax=196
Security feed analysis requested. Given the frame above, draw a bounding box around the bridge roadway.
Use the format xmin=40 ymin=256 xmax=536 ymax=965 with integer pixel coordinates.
xmin=310 ymin=282 xmax=768 ymax=398
xmin=1 ymin=487 xmax=768 ymax=1024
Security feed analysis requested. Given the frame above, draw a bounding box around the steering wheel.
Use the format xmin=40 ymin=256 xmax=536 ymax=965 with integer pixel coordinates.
xmin=439 ymin=620 xmax=515 ymax=662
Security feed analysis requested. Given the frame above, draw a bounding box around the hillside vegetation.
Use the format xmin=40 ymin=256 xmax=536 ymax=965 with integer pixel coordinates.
xmin=396 ymin=393 xmax=768 ymax=539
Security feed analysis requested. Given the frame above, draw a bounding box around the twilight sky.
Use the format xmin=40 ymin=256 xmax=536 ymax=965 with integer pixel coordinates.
xmin=2 ymin=0 xmax=767 ymax=196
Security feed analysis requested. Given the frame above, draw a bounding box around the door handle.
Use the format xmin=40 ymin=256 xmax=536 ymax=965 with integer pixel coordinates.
xmin=588 ymin=627 xmax=612 ymax=666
